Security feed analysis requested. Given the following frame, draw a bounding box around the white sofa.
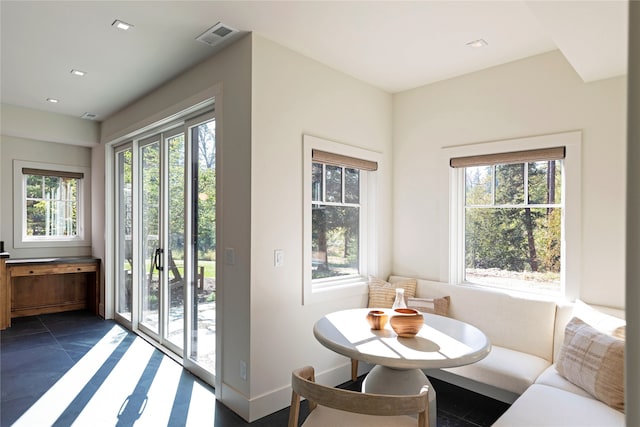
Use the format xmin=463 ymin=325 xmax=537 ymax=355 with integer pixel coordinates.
xmin=387 ymin=276 xmax=626 ymax=426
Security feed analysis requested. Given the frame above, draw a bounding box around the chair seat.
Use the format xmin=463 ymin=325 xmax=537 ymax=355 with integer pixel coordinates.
xmin=288 ymin=365 xmax=428 ymax=427
xmin=303 ymin=406 xmax=418 ymax=427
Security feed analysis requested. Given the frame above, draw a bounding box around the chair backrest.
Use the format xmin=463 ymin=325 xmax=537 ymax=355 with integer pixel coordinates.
xmin=288 ymin=366 xmax=429 ymax=427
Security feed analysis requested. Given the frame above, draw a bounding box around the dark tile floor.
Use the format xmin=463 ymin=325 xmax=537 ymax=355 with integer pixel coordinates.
xmin=1 ymin=311 xmax=509 ymax=426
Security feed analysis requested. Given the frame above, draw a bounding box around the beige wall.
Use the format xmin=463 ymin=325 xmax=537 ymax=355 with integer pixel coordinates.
xmin=248 ymin=35 xmax=392 ymax=420
xmin=0 ymin=104 xmax=99 ymax=258
xmin=91 ymin=145 xmax=106 ymax=316
xmin=1 ymin=104 xmax=99 ymax=147
xmin=98 ymin=33 xmax=392 ymax=421
xmin=99 ymin=33 xmax=254 ymax=417
xmin=393 ymin=50 xmax=627 ymax=309
xmin=0 ymin=104 xmax=100 ymax=258
xmin=0 ymin=135 xmax=94 ymax=259
xmin=626 ymin=1 xmax=639 ymax=423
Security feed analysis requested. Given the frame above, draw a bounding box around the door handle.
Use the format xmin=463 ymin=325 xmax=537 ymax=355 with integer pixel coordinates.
xmin=154 ymin=248 xmax=164 ymax=271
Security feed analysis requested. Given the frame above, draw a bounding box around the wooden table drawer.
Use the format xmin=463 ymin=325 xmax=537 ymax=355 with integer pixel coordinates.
xmin=8 ymin=263 xmax=98 ymax=277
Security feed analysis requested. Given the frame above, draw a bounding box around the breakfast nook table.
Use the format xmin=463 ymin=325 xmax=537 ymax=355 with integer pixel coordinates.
xmin=313 ymin=308 xmax=491 ymax=427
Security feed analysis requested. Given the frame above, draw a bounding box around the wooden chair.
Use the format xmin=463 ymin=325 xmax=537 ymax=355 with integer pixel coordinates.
xmin=351 ymin=358 xmax=359 ymax=381
xmin=288 ymin=366 xmax=429 ymax=427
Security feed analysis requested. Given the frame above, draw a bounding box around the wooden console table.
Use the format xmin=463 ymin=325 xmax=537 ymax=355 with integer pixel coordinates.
xmin=1 ymin=256 xmax=100 ymax=330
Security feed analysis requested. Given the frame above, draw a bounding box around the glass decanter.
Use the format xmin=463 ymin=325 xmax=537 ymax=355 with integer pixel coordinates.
xmin=392 ymin=287 xmax=407 ymax=309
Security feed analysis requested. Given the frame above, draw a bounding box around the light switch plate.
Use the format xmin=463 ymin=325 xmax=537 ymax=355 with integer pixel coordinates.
xmin=225 ymin=247 xmax=235 ymax=265
xmin=274 ymin=249 xmax=284 ymax=267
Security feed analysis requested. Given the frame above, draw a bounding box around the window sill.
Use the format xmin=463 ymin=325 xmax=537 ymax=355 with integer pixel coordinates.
xmin=14 ymin=238 xmax=91 ymax=249
xmin=303 ymin=277 xmax=368 ymax=305
xmin=461 ymin=280 xmax=565 ymax=303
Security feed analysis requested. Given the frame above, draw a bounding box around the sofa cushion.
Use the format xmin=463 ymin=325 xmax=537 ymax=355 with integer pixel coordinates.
xmin=368 ymin=277 xmax=417 ymax=308
xmin=556 ymin=317 xmax=625 ymax=411
xmin=443 ymin=345 xmax=550 ymax=395
xmin=492 ymin=384 xmax=625 ymax=426
xmin=407 ymin=296 xmax=450 ymax=316
xmin=534 ymin=365 xmax=592 ymax=399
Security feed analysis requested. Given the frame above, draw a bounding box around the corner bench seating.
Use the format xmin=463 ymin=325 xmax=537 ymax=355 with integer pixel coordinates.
xmin=379 ymin=276 xmax=626 ymax=426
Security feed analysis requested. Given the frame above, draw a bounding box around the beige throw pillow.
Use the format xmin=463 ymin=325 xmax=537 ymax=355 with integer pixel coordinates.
xmin=557 ymin=317 xmax=625 ymax=412
xmin=367 ymin=277 xmax=417 ymax=309
xmin=407 ymin=296 xmax=450 ymax=316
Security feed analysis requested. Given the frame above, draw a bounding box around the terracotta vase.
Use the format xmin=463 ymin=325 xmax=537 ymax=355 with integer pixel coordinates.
xmin=390 ymin=308 xmax=424 ymax=337
xmin=366 ymin=310 xmax=389 ymax=330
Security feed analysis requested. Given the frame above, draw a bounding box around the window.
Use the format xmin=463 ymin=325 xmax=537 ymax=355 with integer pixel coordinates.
xmin=14 ymin=161 xmax=90 ymax=247
xmin=447 ymin=132 xmax=582 ymax=298
xmin=303 ymin=135 xmax=380 ymax=304
xmin=24 ymin=170 xmax=81 ymax=239
xmin=312 ymin=162 xmax=361 ymax=279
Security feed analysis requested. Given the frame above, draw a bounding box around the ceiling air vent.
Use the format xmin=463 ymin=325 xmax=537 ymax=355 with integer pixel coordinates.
xmin=196 ymin=22 xmax=238 ymax=47
xmin=81 ymin=112 xmax=98 ymax=120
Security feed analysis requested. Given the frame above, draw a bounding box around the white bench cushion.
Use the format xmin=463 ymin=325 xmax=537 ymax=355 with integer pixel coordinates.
xmin=443 ymin=346 xmax=550 ymax=395
xmin=535 ymin=365 xmax=592 ymax=398
xmin=492 ymin=384 xmax=624 ymax=426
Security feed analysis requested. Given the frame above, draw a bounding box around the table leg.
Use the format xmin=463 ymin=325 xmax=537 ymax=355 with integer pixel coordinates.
xmin=362 ymin=365 xmax=437 ymax=427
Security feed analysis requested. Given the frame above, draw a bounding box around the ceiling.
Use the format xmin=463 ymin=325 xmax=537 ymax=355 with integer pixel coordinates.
xmin=0 ymin=1 xmax=629 ymax=122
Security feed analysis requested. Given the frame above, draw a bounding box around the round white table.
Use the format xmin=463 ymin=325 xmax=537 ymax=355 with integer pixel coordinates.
xmin=313 ymin=308 xmax=491 ymax=426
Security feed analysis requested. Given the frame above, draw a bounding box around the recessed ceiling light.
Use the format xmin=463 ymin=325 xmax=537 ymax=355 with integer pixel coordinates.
xmin=46 ymin=98 xmax=59 ymax=103
xmin=70 ymin=69 xmax=86 ymax=77
xmin=112 ymin=19 xmax=133 ymax=31
xmin=466 ymin=39 xmax=488 ymax=48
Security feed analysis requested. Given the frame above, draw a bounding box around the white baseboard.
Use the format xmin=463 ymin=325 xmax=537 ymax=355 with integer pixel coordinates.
xmin=218 ymin=382 xmax=251 ymax=421
xmin=219 ymin=362 xmax=354 ymax=422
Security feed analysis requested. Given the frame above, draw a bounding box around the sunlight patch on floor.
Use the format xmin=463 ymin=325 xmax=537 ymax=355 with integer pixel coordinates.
xmin=73 ymin=336 xmax=156 ymax=425
xmin=12 ymin=325 xmax=129 ymax=426
xmin=185 ymin=379 xmax=218 ymax=425
xmin=11 ymin=324 xmax=217 ymax=426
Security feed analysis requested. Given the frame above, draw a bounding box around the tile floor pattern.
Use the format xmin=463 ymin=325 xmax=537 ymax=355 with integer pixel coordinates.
xmin=1 ymin=311 xmax=509 ymax=426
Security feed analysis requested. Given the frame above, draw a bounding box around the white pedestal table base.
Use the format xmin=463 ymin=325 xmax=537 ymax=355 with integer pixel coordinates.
xmin=362 ymin=365 xmax=437 ymax=427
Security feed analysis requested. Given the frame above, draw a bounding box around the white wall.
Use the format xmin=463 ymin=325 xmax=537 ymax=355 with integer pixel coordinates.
xmin=99 ymin=34 xmax=253 ymax=418
xmin=97 ymin=32 xmax=392 ymax=421
xmin=0 ymin=105 xmax=99 ymax=258
xmin=91 ymin=145 xmax=106 ymax=316
xmin=1 ymin=104 xmax=99 ymax=147
xmin=393 ymin=50 xmax=627 ymax=309
xmin=626 ymin=1 xmax=639 ymax=423
xmin=0 ymin=135 xmax=94 ymax=259
xmin=248 ymin=35 xmax=392 ymax=420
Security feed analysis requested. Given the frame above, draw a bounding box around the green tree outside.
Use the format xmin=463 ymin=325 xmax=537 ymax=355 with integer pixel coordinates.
xmin=465 ymin=160 xmax=562 ymax=289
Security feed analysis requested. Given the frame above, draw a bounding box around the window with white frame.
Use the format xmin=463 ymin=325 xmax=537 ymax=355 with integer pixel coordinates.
xmin=14 ymin=160 xmax=90 ymax=247
xmin=303 ymin=135 xmax=380 ymax=304
xmin=447 ymin=132 xmax=582 ymax=297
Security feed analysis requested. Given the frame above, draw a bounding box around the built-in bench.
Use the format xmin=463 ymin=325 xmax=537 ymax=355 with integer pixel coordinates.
xmin=381 ymin=276 xmax=626 ymax=426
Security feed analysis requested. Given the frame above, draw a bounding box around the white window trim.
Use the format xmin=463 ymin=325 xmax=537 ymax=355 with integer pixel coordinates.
xmin=303 ymin=134 xmax=381 ymax=305
xmin=13 ymin=160 xmax=91 ymax=248
xmin=443 ymin=131 xmax=582 ymax=300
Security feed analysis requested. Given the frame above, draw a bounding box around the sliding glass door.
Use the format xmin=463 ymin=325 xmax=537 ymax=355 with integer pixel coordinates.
xmin=136 ymin=130 xmax=186 ymax=354
xmin=139 ymin=137 xmax=161 ymax=337
xmin=115 ymin=145 xmax=133 ymax=322
xmin=112 ymin=109 xmax=216 ymax=382
xmin=185 ymin=118 xmax=216 ymax=375
xmin=166 ymin=132 xmax=187 ymax=350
